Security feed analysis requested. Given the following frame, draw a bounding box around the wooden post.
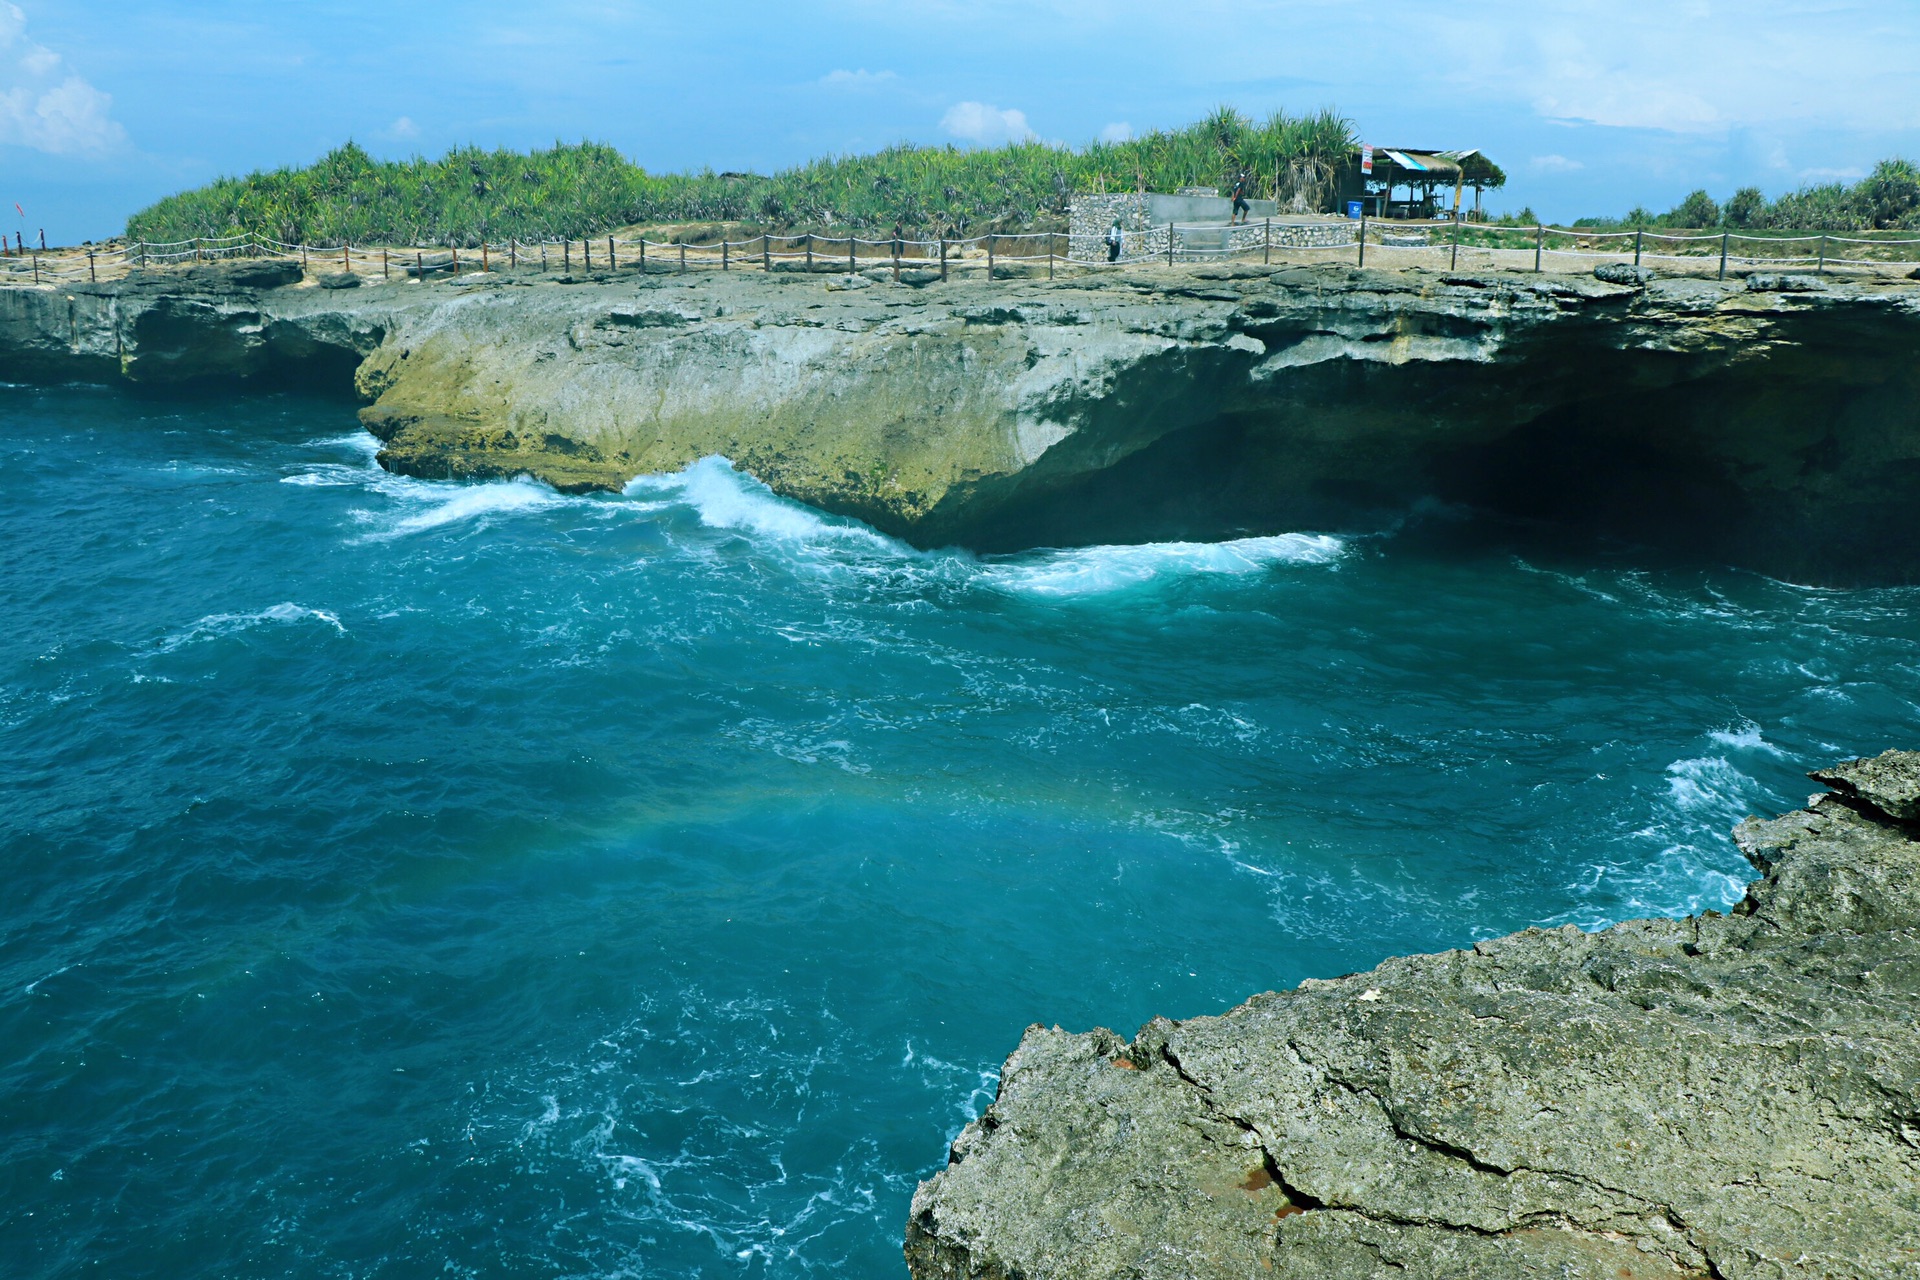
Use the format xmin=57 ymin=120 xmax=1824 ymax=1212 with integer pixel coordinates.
xmin=1450 ymin=214 xmax=1460 ymax=271
xmin=344 ymin=244 xmax=351 ymax=273
xmin=892 ymin=236 xmax=900 ymax=283
xmin=1534 ymin=223 xmax=1543 ymax=273
xmin=639 ymin=236 xmax=645 ymax=273
xmin=540 ymin=242 xmax=547 ymax=271
xmin=452 ymin=245 xmax=459 ymax=273
xmin=88 ymin=249 xmax=96 ymax=282
xmin=1634 ymin=229 xmax=1643 ymax=267
xmin=300 ymin=243 xmax=307 ymax=270
xmin=680 ymin=243 xmax=687 ymax=273
xmin=939 ymin=237 xmax=947 ymax=281
xmin=416 ymin=251 xmax=423 ymax=281
xmin=1264 ymin=217 xmax=1271 ymax=265
xmin=1357 ymin=213 xmax=1367 ymax=268
xmin=1718 ymin=230 xmax=1729 ymax=280
xmin=1818 ymin=233 xmax=1828 ymax=274
xmin=32 ymin=250 xmax=39 ymax=285
xmin=383 ymin=249 xmax=389 ymax=280
xmin=849 ymin=235 xmax=855 ymax=273
xmin=510 ymin=239 xmax=517 ymax=269
xmin=762 ymin=234 xmax=771 ymax=272
xmin=583 ymin=238 xmax=591 ymax=271
xmin=564 ymin=239 xmax=570 ymax=273
xmin=722 ymin=239 xmax=728 ymax=271
xmin=609 ymin=236 xmax=616 ymax=271
xmin=1166 ymin=221 xmax=1174 ymax=266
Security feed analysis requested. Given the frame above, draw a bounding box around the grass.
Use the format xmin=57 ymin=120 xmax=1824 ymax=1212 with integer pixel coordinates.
xmin=125 ymin=107 xmax=1360 ymax=249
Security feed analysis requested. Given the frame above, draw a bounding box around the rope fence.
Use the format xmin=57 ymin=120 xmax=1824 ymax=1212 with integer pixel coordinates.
xmin=4 ymin=220 xmax=1919 ymax=289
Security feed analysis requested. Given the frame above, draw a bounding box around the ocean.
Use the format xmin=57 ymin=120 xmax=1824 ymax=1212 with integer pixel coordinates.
xmin=4 ymin=384 xmax=1916 ymax=1277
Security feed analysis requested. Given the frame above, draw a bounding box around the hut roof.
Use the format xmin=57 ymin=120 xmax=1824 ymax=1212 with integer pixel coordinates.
xmin=1351 ymin=147 xmax=1505 ymax=187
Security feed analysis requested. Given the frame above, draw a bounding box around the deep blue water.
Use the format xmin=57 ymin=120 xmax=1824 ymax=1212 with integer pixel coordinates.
xmin=3 ymin=385 xmax=1917 ymax=1278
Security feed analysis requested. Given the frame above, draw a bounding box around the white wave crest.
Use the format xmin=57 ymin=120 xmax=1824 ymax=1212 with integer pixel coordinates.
xmin=1663 ymin=754 xmax=1762 ymax=822
xmin=156 ymin=603 xmax=347 ymax=653
xmin=1707 ymin=718 xmax=1789 ymax=758
xmin=374 ymin=479 xmax=564 ymax=538
xmin=981 ymin=533 xmax=1345 ymax=597
xmin=625 ymin=456 xmax=903 ymax=554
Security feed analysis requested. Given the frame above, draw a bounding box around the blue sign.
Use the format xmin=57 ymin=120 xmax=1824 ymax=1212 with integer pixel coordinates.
xmin=1346 ymin=201 xmax=1364 ymax=220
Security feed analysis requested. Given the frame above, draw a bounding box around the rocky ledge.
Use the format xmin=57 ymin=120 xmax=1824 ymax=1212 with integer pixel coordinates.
xmin=4 ymin=260 xmax=1920 ymax=581
xmin=906 ymin=750 xmax=1920 ymax=1280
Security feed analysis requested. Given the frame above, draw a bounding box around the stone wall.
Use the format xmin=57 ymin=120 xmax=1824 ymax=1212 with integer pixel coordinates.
xmin=1067 ymin=193 xmax=1151 ymax=263
xmin=1068 ymin=195 xmax=1354 ymax=262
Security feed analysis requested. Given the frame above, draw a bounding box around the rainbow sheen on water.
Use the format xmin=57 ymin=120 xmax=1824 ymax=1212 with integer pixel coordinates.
xmin=4 ymin=386 xmax=1918 ymax=1278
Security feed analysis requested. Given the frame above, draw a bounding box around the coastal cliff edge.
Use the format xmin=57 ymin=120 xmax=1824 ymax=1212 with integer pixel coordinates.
xmin=904 ymin=750 xmax=1920 ymax=1280
xmin=3 ymin=260 xmax=1920 ymax=581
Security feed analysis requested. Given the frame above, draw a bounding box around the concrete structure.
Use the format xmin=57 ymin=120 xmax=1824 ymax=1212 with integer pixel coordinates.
xmin=1068 ymin=192 xmax=1352 ymax=263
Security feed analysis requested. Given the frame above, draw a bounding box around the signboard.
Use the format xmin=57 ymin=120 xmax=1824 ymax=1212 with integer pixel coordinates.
xmin=1360 ymin=145 xmax=1373 ymax=175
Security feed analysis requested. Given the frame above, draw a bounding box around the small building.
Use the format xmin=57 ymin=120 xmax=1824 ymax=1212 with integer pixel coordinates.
xmin=1335 ymin=148 xmax=1506 ymax=220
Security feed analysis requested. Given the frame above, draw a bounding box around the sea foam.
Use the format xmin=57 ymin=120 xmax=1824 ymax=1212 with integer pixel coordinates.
xmin=981 ymin=533 xmax=1345 ymax=597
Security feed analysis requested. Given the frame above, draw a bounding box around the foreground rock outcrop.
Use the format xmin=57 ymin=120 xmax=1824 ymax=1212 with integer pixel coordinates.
xmin=4 ymin=260 xmax=1920 ymax=580
xmin=906 ymin=751 xmax=1920 ymax=1280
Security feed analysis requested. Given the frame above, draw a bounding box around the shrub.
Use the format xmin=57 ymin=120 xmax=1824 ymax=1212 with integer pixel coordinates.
xmin=1581 ymin=161 xmax=1920 ymax=233
xmin=124 ymin=108 xmax=1360 ymax=248
xmin=1722 ymin=186 xmax=1764 ymax=228
xmin=1664 ymin=190 xmax=1720 ymax=228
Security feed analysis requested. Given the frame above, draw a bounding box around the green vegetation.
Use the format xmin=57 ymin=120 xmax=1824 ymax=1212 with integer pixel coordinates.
xmin=1570 ymin=159 xmax=1920 ymax=232
xmin=125 ymin=107 xmax=1358 ymax=248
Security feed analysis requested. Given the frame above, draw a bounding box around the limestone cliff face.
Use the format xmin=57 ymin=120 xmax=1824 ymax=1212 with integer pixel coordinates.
xmin=904 ymin=750 xmax=1920 ymax=1280
xmin=4 ymin=261 xmax=1920 ymax=581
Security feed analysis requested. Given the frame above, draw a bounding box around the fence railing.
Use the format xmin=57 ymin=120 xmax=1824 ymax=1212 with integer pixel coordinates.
xmin=4 ymin=220 xmax=1918 ymax=288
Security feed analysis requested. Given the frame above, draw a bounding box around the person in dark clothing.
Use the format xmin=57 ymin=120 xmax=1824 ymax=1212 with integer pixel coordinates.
xmin=1106 ymin=220 xmax=1123 ymax=262
xmin=1229 ymin=171 xmax=1252 ymax=225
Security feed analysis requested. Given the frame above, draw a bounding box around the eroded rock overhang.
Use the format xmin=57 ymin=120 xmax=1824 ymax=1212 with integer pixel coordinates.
xmin=4 ymin=259 xmax=1919 ymax=583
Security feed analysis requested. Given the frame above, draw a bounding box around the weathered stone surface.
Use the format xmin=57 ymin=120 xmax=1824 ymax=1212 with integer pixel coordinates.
xmin=905 ymin=755 xmax=1920 ymax=1280
xmin=1746 ymin=272 xmax=1825 ymax=293
xmin=3 ymin=264 xmax=1920 ymax=581
xmin=1811 ymin=747 xmax=1920 ymax=822
xmin=1595 ymin=262 xmax=1652 ymax=285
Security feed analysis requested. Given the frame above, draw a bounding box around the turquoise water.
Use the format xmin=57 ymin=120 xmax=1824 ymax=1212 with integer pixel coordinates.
xmin=3 ymin=385 xmax=1917 ymax=1278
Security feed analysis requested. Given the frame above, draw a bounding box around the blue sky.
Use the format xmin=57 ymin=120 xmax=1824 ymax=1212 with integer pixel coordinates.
xmin=4 ymin=0 xmax=1918 ymax=242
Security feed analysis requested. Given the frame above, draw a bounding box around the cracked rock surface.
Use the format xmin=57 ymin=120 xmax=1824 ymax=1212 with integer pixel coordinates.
xmin=905 ymin=754 xmax=1920 ymax=1280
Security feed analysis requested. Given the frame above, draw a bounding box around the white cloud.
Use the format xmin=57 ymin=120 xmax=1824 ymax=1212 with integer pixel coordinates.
xmin=821 ymin=68 xmax=897 ymax=88
xmin=383 ymin=115 xmax=421 ymax=140
xmin=0 ymin=3 xmax=124 ymax=155
xmin=1099 ymin=121 xmax=1132 ymax=142
xmin=1528 ymin=153 xmax=1583 ymax=173
xmin=940 ymin=100 xmax=1035 ymax=146
xmin=1418 ymin=0 xmax=1920 ymax=135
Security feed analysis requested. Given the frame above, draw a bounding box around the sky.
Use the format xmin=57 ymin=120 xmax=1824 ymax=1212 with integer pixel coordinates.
xmin=4 ymin=0 xmax=1919 ymax=243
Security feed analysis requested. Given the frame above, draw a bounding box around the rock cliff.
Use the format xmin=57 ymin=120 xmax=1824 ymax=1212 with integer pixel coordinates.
xmin=903 ymin=750 xmax=1920 ymax=1280
xmin=4 ymin=260 xmax=1920 ymax=581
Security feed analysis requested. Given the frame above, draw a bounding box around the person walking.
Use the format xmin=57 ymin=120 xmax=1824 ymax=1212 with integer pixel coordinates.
xmin=1106 ymin=219 xmax=1123 ymax=263
xmin=1229 ymin=170 xmax=1252 ymax=225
